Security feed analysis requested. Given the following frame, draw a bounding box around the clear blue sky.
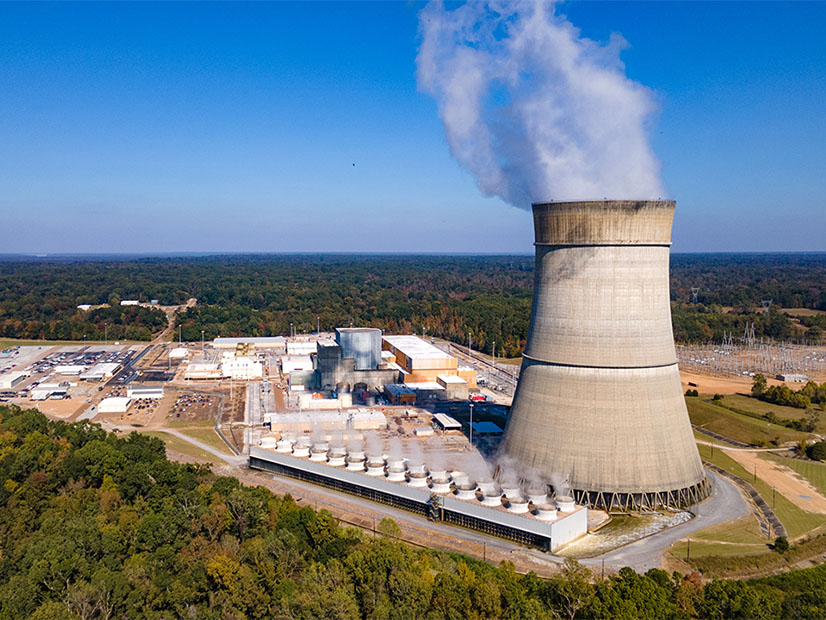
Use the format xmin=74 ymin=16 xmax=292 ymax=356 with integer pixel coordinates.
xmin=0 ymin=1 xmax=823 ymax=253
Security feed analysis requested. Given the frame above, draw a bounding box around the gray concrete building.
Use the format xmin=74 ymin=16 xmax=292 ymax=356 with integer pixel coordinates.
xmin=500 ymin=200 xmax=709 ymax=511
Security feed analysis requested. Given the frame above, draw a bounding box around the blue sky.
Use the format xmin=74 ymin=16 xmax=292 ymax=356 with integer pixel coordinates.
xmin=0 ymin=1 xmax=823 ymax=253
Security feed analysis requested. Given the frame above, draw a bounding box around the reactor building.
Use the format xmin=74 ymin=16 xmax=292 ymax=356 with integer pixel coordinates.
xmin=500 ymin=200 xmax=710 ymax=511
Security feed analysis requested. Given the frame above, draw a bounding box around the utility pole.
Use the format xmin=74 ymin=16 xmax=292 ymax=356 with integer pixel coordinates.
xmin=201 ymin=330 xmax=205 ymax=353
xmin=686 ymin=538 xmax=690 ymax=561
xmin=317 ymin=316 xmax=320 ymax=334
xmin=104 ymin=323 xmax=108 ymax=347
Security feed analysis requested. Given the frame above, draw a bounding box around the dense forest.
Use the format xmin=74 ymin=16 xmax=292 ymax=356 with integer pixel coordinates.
xmin=1 ymin=253 xmax=824 ymax=351
xmin=2 ymin=403 xmax=825 ymax=620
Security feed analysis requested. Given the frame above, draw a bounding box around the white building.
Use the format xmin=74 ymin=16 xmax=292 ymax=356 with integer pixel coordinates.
xmin=169 ymin=347 xmax=188 ymax=360
xmin=54 ymin=365 xmax=87 ymax=376
xmin=221 ymin=355 xmax=263 ymax=380
xmin=80 ymin=362 xmax=121 ymax=381
xmin=286 ymin=341 xmax=317 ymax=356
xmin=0 ymin=372 xmax=27 ymax=389
xmin=77 ymin=304 xmax=92 ymax=311
xmin=120 ymin=300 xmax=139 ymax=306
xmin=281 ymin=355 xmax=314 ymax=374
xmin=213 ymin=337 xmax=286 ymax=350
xmin=127 ymin=385 xmax=164 ymax=399
xmin=185 ymin=363 xmax=222 ymax=380
xmin=99 ymin=397 xmax=132 ymax=413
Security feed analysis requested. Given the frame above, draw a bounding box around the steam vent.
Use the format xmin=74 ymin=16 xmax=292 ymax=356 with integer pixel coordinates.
xmin=501 ymin=200 xmax=710 ymax=511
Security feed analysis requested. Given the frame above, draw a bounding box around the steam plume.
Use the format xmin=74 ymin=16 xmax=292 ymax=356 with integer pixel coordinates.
xmin=416 ymin=0 xmax=666 ymax=205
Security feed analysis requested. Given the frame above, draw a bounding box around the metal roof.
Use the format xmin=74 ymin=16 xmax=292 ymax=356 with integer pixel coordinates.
xmin=382 ymin=335 xmax=452 ymax=360
xmin=433 ymin=413 xmax=462 ymax=429
xmin=213 ymin=337 xmax=286 ymax=346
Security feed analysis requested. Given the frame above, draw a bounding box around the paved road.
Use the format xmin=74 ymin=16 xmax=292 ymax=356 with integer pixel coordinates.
xmin=579 ymin=470 xmax=750 ymax=572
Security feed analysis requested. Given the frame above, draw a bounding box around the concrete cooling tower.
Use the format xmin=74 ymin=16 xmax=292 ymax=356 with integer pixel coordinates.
xmin=500 ymin=200 xmax=710 ymax=511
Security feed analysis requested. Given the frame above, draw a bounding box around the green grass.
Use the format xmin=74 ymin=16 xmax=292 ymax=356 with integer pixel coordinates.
xmin=687 ymin=397 xmax=813 ymax=445
xmin=761 ymin=452 xmax=826 ymax=497
xmin=177 ymin=427 xmax=233 ymax=454
xmin=669 ymin=514 xmax=771 ymax=559
xmin=165 ymin=419 xmax=215 ymax=429
xmin=697 ymin=443 xmax=826 ymax=538
xmin=143 ymin=431 xmax=218 ymax=462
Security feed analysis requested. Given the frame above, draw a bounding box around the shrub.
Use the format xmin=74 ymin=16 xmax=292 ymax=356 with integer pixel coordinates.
xmin=774 ymin=536 xmax=790 ymax=553
xmin=807 ymin=441 xmax=826 ymax=462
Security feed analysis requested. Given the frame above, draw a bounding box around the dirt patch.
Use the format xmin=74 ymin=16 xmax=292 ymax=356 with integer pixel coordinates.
xmin=723 ymin=449 xmax=826 ymax=513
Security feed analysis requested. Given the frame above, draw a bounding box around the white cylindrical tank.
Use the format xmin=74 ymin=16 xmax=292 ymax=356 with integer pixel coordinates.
xmin=455 ymin=483 xmax=477 ymax=501
xmin=366 ymin=457 xmax=386 ymax=476
xmin=477 ymin=479 xmax=498 ymax=495
xmin=276 ymin=438 xmax=294 ymax=453
xmin=507 ymin=496 xmax=530 ymax=513
xmin=346 ymin=456 xmax=366 ymax=472
xmin=500 ymin=484 xmax=522 ymax=498
xmin=328 ymin=447 xmax=347 ymax=467
xmin=556 ymin=495 xmax=576 ymax=512
xmin=292 ymin=444 xmax=310 ymax=458
xmin=338 ymin=393 xmax=353 ymax=408
xmin=430 ymin=477 xmax=452 ymax=494
xmin=527 ymin=485 xmax=548 ymax=505
xmin=535 ymin=504 xmax=559 ymax=521
xmin=310 ymin=447 xmax=328 ymax=462
xmin=387 ymin=466 xmax=406 ymax=482
xmin=450 ymin=470 xmax=469 ymax=486
xmin=481 ymin=494 xmax=502 ymax=507
xmin=408 ymin=472 xmax=428 ymax=488
xmin=260 ymin=436 xmax=277 ymax=449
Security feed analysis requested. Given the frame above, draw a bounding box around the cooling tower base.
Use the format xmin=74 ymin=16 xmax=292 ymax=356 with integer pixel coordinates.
xmin=572 ymin=477 xmax=712 ymax=512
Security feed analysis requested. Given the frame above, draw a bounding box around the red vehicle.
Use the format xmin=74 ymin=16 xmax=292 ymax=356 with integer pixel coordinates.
xmin=470 ymin=394 xmax=486 ymax=402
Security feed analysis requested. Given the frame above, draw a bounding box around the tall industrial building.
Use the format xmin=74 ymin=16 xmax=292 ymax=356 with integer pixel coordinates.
xmin=501 ymin=200 xmax=709 ymax=510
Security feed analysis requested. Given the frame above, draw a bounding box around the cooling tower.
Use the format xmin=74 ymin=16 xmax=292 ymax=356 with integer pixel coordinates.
xmin=500 ymin=200 xmax=710 ymax=511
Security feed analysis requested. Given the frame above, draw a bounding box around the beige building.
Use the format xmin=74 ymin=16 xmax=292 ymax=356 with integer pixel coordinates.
xmin=382 ymin=335 xmax=476 ymax=387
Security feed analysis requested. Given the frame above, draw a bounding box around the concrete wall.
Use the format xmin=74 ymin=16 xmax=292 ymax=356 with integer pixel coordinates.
xmin=336 ymin=328 xmax=382 ymax=371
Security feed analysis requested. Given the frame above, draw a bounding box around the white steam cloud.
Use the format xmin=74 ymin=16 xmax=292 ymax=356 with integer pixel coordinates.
xmin=416 ymin=0 xmax=666 ymax=206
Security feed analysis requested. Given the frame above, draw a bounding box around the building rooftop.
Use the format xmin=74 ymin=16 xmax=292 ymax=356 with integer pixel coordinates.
xmin=213 ymin=337 xmax=286 ymax=347
xmin=404 ymin=382 xmax=445 ymax=391
xmin=336 ymin=327 xmax=381 ymax=334
xmin=471 ymin=421 xmax=504 ymax=435
xmin=438 ymin=374 xmax=467 ymax=384
xmin=434 ymin=413 xmax=462 ymax=430
xmin=382 ymin=335 xmax=451 ymax=360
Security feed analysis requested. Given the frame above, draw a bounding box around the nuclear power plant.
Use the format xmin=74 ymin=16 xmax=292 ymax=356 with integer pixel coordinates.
xmin=500 ymin=200 xmax=711 ymax=511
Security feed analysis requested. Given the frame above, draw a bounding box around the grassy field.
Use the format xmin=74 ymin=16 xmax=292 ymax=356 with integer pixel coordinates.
xmin=687 ymin=397 xmax=813 ymax=445
xmin=720 ymin=394 xmax=826 ymax=434
xmin=165 ymin=419 xmax=216 ymax=429
xmin=176 ymin=427 xmax=233 ymax=454
xmin=697 ymin=443 xmax=826 ymax=539
xmin=144 ymin=431 xmax=218 ymax=462
xmin=669 ymin=515 xmax=771 ymax=560
xmin=761 ymin=452 xmax=826 ymax=497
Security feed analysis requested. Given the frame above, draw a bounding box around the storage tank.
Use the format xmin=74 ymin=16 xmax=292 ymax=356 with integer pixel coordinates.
xmin=346 ymin=455 xmax=366 ymax=472
xmin=500 ymin=200 xmax=710 ymax=510
xmin=260 ymin=436 xmax=277 ymax=450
